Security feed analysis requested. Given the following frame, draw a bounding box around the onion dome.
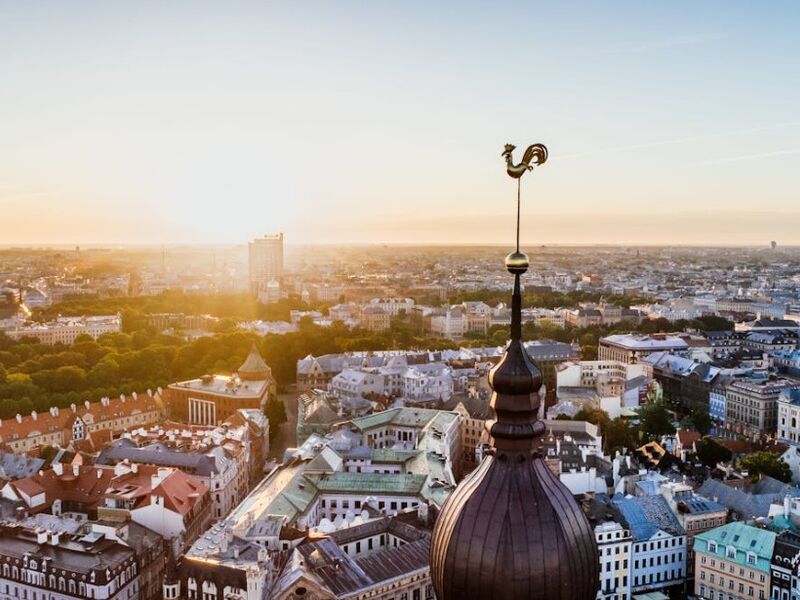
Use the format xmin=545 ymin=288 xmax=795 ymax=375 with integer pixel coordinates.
xmin=237 ymin=343 xmax=271 ymax=381
xmin=430 ymin=144 xmax=599 ymax=599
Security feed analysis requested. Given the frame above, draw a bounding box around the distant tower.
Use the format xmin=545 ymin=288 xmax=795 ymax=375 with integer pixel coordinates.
xmin=248 ymin=233 xmax=284 ymax=300
xmin=430 ymin=143 xmax=599 ymax=599
xmin=771 ymin=240 xmax=778 ymax=250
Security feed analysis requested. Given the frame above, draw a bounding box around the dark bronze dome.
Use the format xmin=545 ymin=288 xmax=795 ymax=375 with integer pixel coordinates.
xmin=430 ymin=143 xmax=599 ymax=599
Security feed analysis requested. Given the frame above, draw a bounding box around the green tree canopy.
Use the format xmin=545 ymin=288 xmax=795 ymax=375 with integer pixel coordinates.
xmin=695 ymin=438 xmax=732 ymax=468
xmin=636 ymin=400 xmax=676 ymax=439
xmin=680 ymin=407 xmax=713 ymax=436
xmin=739 ymin=451 xmax=792 ymax=483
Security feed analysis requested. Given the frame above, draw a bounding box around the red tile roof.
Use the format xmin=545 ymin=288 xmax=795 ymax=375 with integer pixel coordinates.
xmin=104 ymin=464 xmax=209 ymax=516
xmin=0 ymin=392 xmax=161 ymax=448
xmin=8 ymin=465 xmax=116 ymax=512
xmin=677 ymin=430 xmax=701 ymax=448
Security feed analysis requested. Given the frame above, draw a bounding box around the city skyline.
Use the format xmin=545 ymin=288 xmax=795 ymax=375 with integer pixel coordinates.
xmin=2 ymin=1 xmax=800 ymax=245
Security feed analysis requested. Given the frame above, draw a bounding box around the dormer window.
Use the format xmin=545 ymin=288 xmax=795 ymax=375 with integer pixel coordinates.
xmin=747 ymin=552 xmax=757 ymax=565
xmin=709 ymin=541 xmax=718 ymax=552
xmin=726 ymin=546 xmax=736 ymax=559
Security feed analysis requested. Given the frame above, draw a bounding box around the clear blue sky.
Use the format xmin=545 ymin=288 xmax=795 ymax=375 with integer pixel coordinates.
xmin=1 ymin=1 xmax=799 ymax=245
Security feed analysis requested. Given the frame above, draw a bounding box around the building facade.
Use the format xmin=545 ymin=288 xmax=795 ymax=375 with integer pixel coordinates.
xmin=165 ymin=345 xmax=274 ymax=425
xmin=771 ymin=530 xmax=800 ymax=600
xmin=613 ymin=495 xmax=687 ymax=594
xmin=726 ymin=378 xmax=796 ymax=437
xmin=694 ymin=522 xmax=774 ymax=600
xmin=6 ymin=314 xmax=122 ymax=344
xmin=777 ymin=388 xmax=800 ymax=445
xmin=0 ymin=391 xmax=162 ymax=454
xmin=598 ymin=334 xmax=689 ymax=364
xmin=0 ymin=523 xmax=140 ymax=600
xmin=248 ymin=234 xmax=284 ymax=300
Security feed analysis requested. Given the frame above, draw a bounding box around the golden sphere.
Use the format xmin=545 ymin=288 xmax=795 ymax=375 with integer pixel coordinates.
xmin=505 ymin=251 xmax=529 ymax=274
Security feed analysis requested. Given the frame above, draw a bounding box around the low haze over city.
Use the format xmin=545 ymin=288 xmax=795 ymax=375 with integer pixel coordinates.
xmin=3 ymin=2 xmax=800 ymax=600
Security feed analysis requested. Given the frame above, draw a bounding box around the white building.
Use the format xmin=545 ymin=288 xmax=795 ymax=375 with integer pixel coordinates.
xmin=367 ymin=297 xmax=415 ymax=317
xmin=594 ymin=516 xmax=633 ymax=600
xmin=429 ymin=308 xmax=466 ymax=339
xmin=777 ymin=388 xmax=800 ymax=445
xmin=6 ymin=314 xmax=122 ymax=345
xmin=0 ymin=524 xmax=140 ymax=600
xmin=330 ymin=369 xmax=385 ymax=401
xmin=598 ymin=334 xmax=689 ymax=364
xmin=330 ymin=362 xmax=456 ymax=403
xmin=613 ymin=495 xmax=687 ymax=594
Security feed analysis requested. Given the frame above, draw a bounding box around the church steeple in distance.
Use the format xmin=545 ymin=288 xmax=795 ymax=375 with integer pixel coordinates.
xmin=429 ymin=143 xmax=600 ymax=599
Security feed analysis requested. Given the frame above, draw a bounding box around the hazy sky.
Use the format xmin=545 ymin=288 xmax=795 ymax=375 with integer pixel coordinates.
xmin=2 ymin=1 xmax=800 ymax=246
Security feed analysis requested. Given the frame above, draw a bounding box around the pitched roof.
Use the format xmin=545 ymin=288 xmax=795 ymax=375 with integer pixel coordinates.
xmin=237 ymin=344 xmax=271 ymax=381
xmin=105 ymin=465 xmax=208 ymax=515
xmin=8 ymin=465 xmax=116 ymax=512
xmin=612 ymin=495 xmax=685 ymax=540
xmin=0 ymin=391 xmax=160 ymax=448
xmin=676 ymin=430 xmax=701 ymax=448
xmin=696 ymin=479 xmax=783 ymax=519
xmin=0 ymin=452 xmax=45 ymax=480
xmin=695 ymin=522 xmax=775 ymax=572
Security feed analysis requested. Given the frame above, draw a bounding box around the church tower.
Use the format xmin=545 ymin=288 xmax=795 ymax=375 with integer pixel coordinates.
xmin=429 ymin=144 xmax=599 ymax=599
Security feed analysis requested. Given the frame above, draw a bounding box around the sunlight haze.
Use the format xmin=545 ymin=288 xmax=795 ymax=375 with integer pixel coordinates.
xmin=1 ymin=1 xmax=799 ymax=245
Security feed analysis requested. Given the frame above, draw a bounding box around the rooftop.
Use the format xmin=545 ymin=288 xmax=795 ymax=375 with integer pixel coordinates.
xmin=694 ymin=522 xmax=775 ymax=572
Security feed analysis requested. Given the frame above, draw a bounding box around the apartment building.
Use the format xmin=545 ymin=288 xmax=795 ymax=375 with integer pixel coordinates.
xmin=599 ymin=334 xmax=689 ymax=364
xmin=694 ymin=522 xmax=774 ymax=600
xmin=0 ymin=391 xmax=162 ymax=454
xmin=726 ymin=377 xmax=797 ymax=437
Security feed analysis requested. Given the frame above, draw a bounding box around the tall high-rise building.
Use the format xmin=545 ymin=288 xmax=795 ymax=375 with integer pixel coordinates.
xmin=248 ymin=233 xmax=283 ymax=299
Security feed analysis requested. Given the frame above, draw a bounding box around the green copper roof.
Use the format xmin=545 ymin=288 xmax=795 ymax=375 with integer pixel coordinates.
xmin=306 ymin=472 xmax=428 ymax=495
xmin=346 ymin=407 xmax=458 ymax=432
xmin=370 ymin=448 xmax=419 ymax=463
xmin=694 ymin=522 xmax=776 ymax=572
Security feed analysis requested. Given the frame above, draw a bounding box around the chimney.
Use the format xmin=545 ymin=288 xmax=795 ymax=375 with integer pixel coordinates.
xmin=131 ymin=464 xmax=138 ymax=474
xmin=53 ymin=463 xmax=63 ymax=476
xmin=49 ymin=531 xmax=61 ymax=546
xmin=151 ymin=467 xmax=172 ymax=491
xmin=84 ymin=401 xmax=91 ymax=410
xmin=73 ymin=464 xmax=80 ymax=476
xmin=15 ymin=414 xmax=22 ymax=424
xmin=36 ymin=530 xmax=48 ymax=544
xmin=31 ymin=411 xmax=37 ymax=421
xmin=70 ymin=403 xmax=77 ymax=413
xmin=132 ymin=392 xmax=137 ymax=400
xmin=119 ymin=394 xmax=125 ymax=402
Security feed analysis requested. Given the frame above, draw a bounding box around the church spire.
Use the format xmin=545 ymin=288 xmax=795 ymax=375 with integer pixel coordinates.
xmin=429 ymin=143 xmax=599 ymax=599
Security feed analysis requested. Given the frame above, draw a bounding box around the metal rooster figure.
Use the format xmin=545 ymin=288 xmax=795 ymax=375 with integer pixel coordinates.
xmin=502 ymin=143 xmax=548 ymax=179
xmin=502 ymin=143 xmax=548 ymax=271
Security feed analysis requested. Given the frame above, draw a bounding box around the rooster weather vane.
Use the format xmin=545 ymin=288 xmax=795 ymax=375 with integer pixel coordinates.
xmin=501 ymin=143 xmax=548 ymax=273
